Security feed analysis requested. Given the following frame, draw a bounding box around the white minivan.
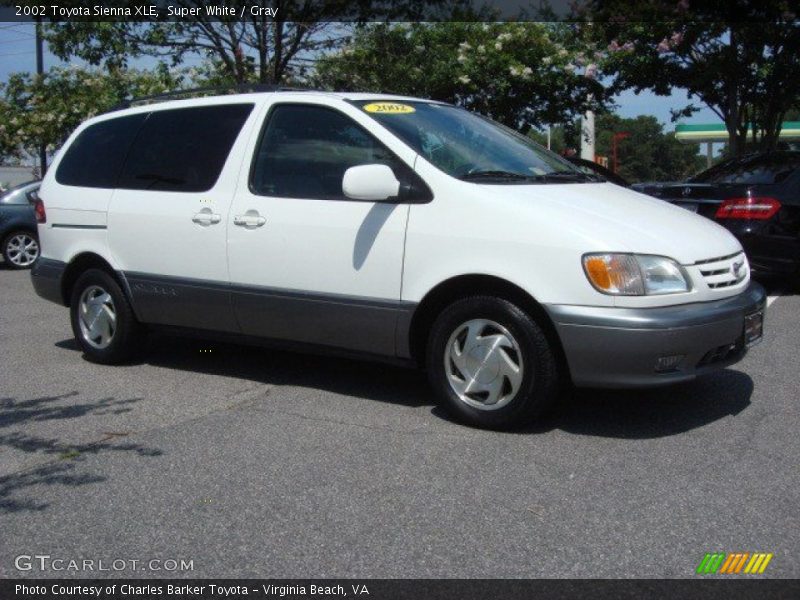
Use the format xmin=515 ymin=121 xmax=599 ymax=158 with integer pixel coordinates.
xmin=31 ymin=91 xmax=766 ymax=428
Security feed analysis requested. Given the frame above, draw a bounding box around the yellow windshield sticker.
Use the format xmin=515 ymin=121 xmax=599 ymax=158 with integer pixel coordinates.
xmin=363 ymin=102 xmax=416 ymax=114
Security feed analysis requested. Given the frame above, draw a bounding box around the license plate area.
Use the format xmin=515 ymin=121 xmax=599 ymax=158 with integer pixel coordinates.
xmin=744 ymin=310 xmax=764 ymax=347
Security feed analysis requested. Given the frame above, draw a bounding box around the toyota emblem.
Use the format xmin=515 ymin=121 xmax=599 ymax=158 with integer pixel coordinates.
xmin=732 ymin=260 xmax=744 ymax=279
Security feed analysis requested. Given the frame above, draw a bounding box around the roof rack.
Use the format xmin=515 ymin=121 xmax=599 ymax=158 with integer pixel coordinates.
xmin=116 ymin=83 xmax=316 ymax=110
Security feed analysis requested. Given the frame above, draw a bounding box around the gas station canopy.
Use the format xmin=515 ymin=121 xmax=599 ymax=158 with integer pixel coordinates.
xmin=675 ymin=122 xmax=800 ymax=143
xmin=674 ymin=122 xmax=800 ymax=167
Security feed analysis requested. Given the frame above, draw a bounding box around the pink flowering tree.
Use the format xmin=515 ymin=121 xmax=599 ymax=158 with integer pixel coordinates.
xmin=592 ymin=0 xmax=800 ymax=155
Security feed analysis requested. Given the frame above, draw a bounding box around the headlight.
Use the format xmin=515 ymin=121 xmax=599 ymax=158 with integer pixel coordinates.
xmin=582 ymin=253 xmax=690 ymax=295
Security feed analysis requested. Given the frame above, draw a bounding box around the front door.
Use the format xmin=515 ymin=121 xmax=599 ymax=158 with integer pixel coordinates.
xmin=226 ymin=100 xmax=419 ymax=356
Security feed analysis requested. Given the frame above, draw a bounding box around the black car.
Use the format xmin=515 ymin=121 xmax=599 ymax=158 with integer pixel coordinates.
xmin=0 ymin=180 xmax=41 ymax=269
xmin=634 ymin=152 xmax=800 ymax=278
xmin=566 ymin=156 xmax=630 ymax=187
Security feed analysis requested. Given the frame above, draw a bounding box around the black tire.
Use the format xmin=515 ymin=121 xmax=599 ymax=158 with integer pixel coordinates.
xmin=2 ymin=229 xmax=39 ymax=270
xmin=426 ymin=296 xmax=559 ymax=429
xmin=69 ymin=268 xmax=143 ymax=364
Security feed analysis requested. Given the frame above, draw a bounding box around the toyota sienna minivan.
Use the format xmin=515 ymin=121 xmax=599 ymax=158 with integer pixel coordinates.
xmin=31 ymin=91 xmax=766 ymax=428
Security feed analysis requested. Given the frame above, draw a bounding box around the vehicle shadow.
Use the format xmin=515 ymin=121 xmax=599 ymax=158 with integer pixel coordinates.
xmin=57 ymin=336 xmax=433 ymax=409
xmin=58 ymin=334 xmax=752 ymax=441
xmin=429 ymin=368 xmax=753 ymax=439
xmin=550 ymin=369 xmax=753 ymax=439
xmin=0 ymin=392 xmax=163 ymax=513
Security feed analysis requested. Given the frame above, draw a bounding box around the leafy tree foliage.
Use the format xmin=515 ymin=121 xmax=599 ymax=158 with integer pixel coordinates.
xmin=44 ymin=1 xmax=466 ymax=85
xmin=594 ymin=113 xmax=704 ymax=182
xmin=533 ymin=114 xmax=704 ymax=182
xmin=592 ymin=0 xmax=800 ymax=156
xmin=0 ymin=66 xmax=182 ymax=163
xmin=314 ymin=22 xmax=610 ymax=132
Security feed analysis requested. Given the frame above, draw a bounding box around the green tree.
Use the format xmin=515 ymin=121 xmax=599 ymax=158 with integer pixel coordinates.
xmin=593 ymin=0 xmax=800 ymax=156
xmin=533 ymin=115 xmax=703 ymax=182
xmin=314 ymin=22 xmax=610 ymax=132
xmin=593 ymin=114 xmax=704 ymax=182
xmin=784 ymin=106 xmax=800 ymax=121
xmin=44 ymin=1 xmax=466 ymax=86
xmin=0 ymin=66 xmax=183 ymax=162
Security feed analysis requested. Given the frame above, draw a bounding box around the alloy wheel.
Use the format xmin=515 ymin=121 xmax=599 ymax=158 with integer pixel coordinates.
xmin=5 ymin=233 xmax=39 ymax=267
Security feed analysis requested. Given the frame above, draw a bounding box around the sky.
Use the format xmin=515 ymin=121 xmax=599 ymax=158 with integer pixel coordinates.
xmin=0 ymin=21 xmax=721 ymax=129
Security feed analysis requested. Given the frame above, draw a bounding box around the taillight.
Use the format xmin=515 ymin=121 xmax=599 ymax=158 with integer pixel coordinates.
xmin=715 ymin=197 xmax=781 ymax=220
xmin=33 ymin=199 xmax=46 ymax=224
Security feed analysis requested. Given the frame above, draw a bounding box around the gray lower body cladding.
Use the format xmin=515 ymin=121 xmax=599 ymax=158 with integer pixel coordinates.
xmin=33 ymin=260 xmax=767 ymax=385
xmin=117 ymin=272 xmax=416 ymax=359
xmin=30 ymin=257 xmax=66 ymax=305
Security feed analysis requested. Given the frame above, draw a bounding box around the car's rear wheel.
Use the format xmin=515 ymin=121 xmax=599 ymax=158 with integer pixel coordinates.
xmin=2 ymin=230 xmax=39 ymax=269
xmin=426 ymin=296 xmax=559 ymax=429
xmin=70 ymin=269 xmax=143 ymax=364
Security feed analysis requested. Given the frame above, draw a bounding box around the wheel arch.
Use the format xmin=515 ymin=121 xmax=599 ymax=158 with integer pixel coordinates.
xmin=2 ymin=223 xmax=38 ymax=239
xmin=407 ymin=274 xmax=571 ymax=381
xmin=61 ymin=252 xmax=131 ymax=308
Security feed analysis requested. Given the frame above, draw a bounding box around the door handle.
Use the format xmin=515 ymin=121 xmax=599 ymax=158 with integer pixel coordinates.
xmin=192 ymin=211 xmax=221 ymax=226
xmin=233 ymin=214 xmax=266 ymax=228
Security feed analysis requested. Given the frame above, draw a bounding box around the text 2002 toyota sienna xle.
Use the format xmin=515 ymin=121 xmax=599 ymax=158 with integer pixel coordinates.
xmin=31 ymin=92 xmax=766 ymax=429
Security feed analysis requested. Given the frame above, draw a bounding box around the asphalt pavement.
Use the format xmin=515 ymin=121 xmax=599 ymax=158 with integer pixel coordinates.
xmin=0 ymin=265 xmax=797 ymax=578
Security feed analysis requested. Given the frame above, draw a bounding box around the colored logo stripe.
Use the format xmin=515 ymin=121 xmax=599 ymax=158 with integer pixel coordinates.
xmin=745 ymin=553 xmax=773 ymax=574
xmin=719 ymin=553 xmax=748 ymax=574
xmin=697 ymin=552 xmax=773 ymax=574
xmin=697 ymin=553 xmax=726 ymax=574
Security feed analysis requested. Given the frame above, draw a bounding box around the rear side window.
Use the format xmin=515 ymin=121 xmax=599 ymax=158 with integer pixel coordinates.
xmin=250 ymin=104 xmax=410 ymax=200
xmin=55 ymin=114 xmax=146 ymax=188
xmin=118 ymin=104 xmax=253 ymax=192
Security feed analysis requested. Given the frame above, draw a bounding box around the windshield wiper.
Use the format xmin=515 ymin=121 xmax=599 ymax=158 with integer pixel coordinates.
xmin=459 ymin=170 xmax=533 ymax=181
xmin=534 ymin=171 xmax=598 ymax=183
xmin=460 ymin=170 xmax=600 ymax=183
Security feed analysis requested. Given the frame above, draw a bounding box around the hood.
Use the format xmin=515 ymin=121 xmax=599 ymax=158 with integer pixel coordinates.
xmin=483 ymin=182 xmax=742 ymax=265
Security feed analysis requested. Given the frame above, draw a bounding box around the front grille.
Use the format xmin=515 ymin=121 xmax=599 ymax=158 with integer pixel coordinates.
xmin=695 ymin=252 xmax=748 ymax=289
xmin=692 ymin=251 xmax=742 ymax=266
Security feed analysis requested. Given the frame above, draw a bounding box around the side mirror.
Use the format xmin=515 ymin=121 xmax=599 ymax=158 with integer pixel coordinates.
xmin=342 ymin=164 xmax=401 ymax=201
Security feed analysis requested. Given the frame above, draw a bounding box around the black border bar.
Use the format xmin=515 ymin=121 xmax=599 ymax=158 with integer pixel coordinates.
xmin=2 ymin=0 xmax=797 ymax=23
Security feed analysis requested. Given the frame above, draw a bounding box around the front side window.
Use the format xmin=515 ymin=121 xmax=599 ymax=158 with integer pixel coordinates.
xmin=357 ymin=100 xmax=588 ymax=183
xmin=250 ymin=104 xmax=413 ymax=200
xmin=118 ymin=104 xmax=253 ymax=193
xmin=56 ymin=114 xmax=146 ymax=188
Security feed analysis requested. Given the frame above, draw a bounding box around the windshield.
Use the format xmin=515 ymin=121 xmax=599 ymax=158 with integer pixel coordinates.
xmin=356 ymin=100 xmax=590 ymax=183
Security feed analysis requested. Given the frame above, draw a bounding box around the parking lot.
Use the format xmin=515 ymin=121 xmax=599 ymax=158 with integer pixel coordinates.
xmin=0 ymin=264 xmax=798 ymax=578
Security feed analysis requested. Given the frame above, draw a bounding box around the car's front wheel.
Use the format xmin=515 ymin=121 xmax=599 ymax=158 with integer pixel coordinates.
xmin=426 ymin=296 xmax=559 ymax=429
xmin=2 ymin=230 xmax=39 ymax=269
xmin=69 ymin=269 xmax=143 ymax=364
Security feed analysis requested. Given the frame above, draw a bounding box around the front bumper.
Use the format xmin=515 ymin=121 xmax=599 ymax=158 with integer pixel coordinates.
xmin=31 ymin=257 xmax=67 ymax=306
xmin=545 ymin=282 xmax=767 ymax=388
